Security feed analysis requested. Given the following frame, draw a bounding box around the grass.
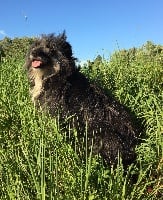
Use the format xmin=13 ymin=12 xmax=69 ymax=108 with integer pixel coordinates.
xmin=0 ymin=50 xmax=162 ymax=199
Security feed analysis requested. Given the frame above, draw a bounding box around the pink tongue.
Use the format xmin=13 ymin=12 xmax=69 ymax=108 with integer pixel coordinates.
xmin=32 ymin=60 xmax=42 ymax=68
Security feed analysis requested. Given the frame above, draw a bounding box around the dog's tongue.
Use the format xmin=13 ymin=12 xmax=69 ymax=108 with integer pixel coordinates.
xmin=32 ymin=60 xmax=42 ymax=68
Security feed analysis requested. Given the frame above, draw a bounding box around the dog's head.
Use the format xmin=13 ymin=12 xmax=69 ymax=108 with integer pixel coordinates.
xmin=24 ymin=32 xmax=77 ymax=86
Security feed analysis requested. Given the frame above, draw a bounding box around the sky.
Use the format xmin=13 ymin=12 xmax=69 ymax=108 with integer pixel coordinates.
xmin=0 ymin=0 xmax=163 ymax=61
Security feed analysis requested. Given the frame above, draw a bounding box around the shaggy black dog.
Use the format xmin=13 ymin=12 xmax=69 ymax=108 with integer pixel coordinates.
xmin=24 ymin=32 xmax=141 ymax=167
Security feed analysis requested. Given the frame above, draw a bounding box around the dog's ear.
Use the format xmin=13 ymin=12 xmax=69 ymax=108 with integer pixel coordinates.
xmin=51 ymin=31 xmax=77 ymax=76
xmin=57 ymin=31 xmax=74 ymax=61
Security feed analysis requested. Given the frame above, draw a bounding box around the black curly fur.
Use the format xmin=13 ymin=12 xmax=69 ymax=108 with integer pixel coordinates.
xmin=24 ymin=32 xmax=141 ymax=167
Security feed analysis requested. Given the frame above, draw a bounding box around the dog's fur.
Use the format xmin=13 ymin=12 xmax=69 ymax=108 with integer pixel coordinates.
xmin=24 ymin=32 xmax=141 ymax=167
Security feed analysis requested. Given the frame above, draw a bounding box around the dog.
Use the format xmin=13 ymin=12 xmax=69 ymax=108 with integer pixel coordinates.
xmin=24 ymin=32 xmax=141 ymax=167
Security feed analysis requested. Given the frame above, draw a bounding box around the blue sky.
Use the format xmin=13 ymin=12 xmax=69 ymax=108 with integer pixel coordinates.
xmin=0 ymin=0 xmax=163 ymax=61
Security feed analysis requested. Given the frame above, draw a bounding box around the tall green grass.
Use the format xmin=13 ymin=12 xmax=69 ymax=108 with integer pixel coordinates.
xmin=0 ymin=50 xmax=162 ymax=199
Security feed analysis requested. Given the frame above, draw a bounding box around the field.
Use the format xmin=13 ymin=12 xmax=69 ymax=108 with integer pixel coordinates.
xmin=0 ymin=40 xmax=162 ymax=199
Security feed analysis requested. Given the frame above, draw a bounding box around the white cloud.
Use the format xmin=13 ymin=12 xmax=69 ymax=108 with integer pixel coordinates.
xmin=0 ymin=30 xmax=6 ymax=36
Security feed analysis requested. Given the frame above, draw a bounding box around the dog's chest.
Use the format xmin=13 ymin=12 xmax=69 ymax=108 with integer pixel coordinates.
xmin=30 ymin=68 xmax=51 ymax=102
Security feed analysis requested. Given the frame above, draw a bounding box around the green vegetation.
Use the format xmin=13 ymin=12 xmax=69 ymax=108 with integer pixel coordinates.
xmin=0 ymin=38 xmax=162 ymax=199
